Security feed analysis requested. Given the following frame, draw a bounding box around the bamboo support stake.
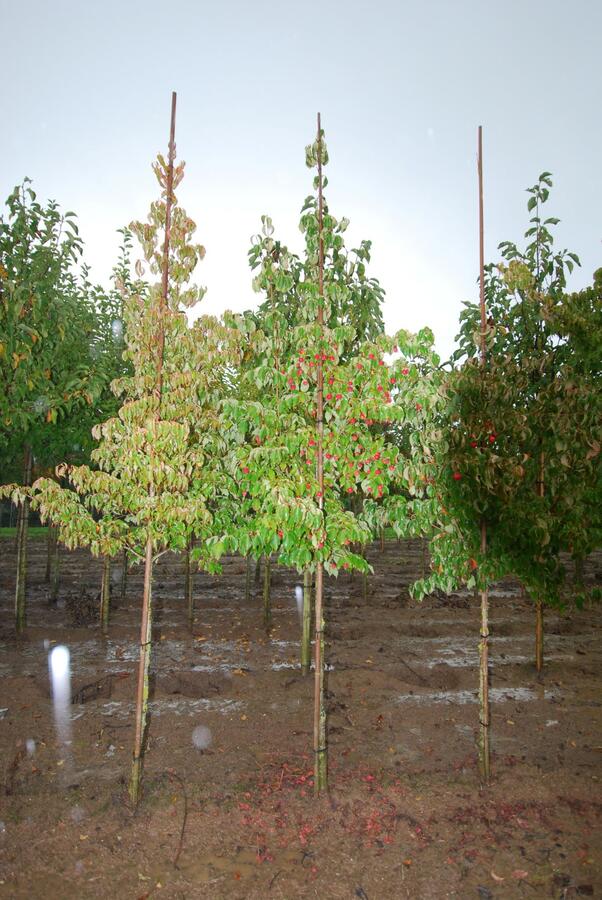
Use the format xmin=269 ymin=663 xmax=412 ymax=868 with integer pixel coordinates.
xmin=301 ymin=568 xmax=312 ymax=675
xmin=15 ymin=445 xmax=32 ymax=633
xmin=129 ymin=91 xmax=177 ymax=807
xmin=100 ymin=556 xmax=111 ymax=635
xmin=535 ymin=450 xmax=545 ymax=673
xmin=313 ymin=112 xmax=328 ymax=794
xmin=245 ymin=555 xmax=252 ymax=603
xmin=45 ymin=525 xmax=53 ymax=582
xmin=477 ymin=126 xmax=491 ymax=784
xmin=120 ymin=548 xmax=128 ymax=602
xmin=263 ymin=556 xmax=272 ymax=631
xmin=185 ymin=539 xmax=194 ymax=629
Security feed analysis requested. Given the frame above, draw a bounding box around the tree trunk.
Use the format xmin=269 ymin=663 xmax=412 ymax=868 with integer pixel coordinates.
xmin=380 ymin=528 xmax=385 ymax=553
xmin=313 ymin=561 xmax=327 ymax=793
xmin=301 ymin=568 xmax=312 ymax=676
xmin=254 ymin=556 xmax=261 ymax=586
xmin=120 ymin=548 xmax=128 ymax=602
xmin=245 ymin=555 xmax=252 ymax=603
xmin=535 ymin=451 xmax=546 ymax=670
xmin=185 ymin=540 xmax=194 ymax=629
xmin=15 ymin=445 xmax=32 ymax=633
xmin=263 ymin=556 xmax=271 ymax=631
xmin=49 ymin=527 xmax=60 ymax=605
xmin=100 ymin=556 xmax=111 ymax=635
xmin=130 ymin=535 xmax=154 ymax=806
xmin=535 ymin=599 xmax=544 ymax=674
xmin=478 ymin=520 xmax=490 ymax=783
xmin=45 ymin=525 xmax=53 ymax=582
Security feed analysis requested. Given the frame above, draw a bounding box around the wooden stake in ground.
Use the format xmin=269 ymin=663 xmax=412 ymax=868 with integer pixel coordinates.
xmin=263 ymin=556 xmax=272 ymax=631
xmin=301 ymin=568 xmax=312 ymax=676
xmin=120 ymin=548 xmax=128 ymax=602
xmin=535 ymin=451 xmax=545 ymax=673
xmin=245 ymin=556 xmax=252 ymax=603
xmin=100 ymin=556 xmax=111 ymax=635
xmin=313 ymin=112 xmax=328 ymax=795
xmin=129 ymin=91 xmax=177 ymax=807
xmin=45 ymin=525 xmax=54 ymax=582
xmin=477 ymin=125 xmax=491 ymax=784
xmin=47 ymin=525 xmax=60 ymax=606
xmin=15 ymin=445 xmax=32 ymax=633
xmin=184 ymin=539 xmax=194 ymax=629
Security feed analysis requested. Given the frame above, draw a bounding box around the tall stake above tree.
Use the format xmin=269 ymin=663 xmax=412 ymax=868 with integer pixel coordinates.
xmin=313 ymin=112 xmax=327 ymax=794
xmin=130 ymin=91 xmax=177 ymax=805
xmin=477 ymin=125 xmax=491 ymax=783
xmin=3 ymin=90 xmax=237 ymax=804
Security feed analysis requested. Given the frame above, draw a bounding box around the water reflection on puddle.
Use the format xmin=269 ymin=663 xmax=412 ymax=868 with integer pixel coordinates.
xmin=394 ymin=686 xmax=557 ymax=705
xmin=99 ymin=697 xmax=244 ymax=718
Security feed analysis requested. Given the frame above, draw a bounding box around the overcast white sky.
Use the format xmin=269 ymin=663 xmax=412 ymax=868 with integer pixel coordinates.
xmin=2 ymin=0 xmax=600 ymax=359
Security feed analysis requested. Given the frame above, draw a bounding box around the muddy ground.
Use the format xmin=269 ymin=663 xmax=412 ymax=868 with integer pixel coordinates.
xmin=0 ymin=536 xmax=601 ymax=899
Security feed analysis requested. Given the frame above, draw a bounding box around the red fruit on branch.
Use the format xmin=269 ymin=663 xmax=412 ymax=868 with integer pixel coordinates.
xmin=470 ymin=440 xmax=478 ymax=448
xmin=489 ymin=434 xmax=496 ymax=443
xmin=452 ymin=472 xmax=462 ymax=481
xmin=402 ymin=367 xmax=409 ymax=376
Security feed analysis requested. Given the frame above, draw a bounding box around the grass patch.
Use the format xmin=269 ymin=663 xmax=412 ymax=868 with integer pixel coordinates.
xmin=0 ymin=526 xmax=48 ymax=538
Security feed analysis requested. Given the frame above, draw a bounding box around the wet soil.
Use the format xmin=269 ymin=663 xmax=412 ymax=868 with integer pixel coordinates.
xmin=0 ymin=537 xmax=601 ymax=899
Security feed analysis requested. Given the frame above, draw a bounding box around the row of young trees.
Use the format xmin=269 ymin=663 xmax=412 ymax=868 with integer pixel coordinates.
xmin=1 ymin=97 xmax=599 ymax=802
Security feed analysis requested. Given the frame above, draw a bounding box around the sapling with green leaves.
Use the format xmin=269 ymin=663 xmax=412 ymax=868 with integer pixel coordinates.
xmin=0 ymin=180 xmax=109 ymax=630
xmin=3 ymin=94 xmax=241 ymax=803
xmin=453 ymin=172 xmax=600 ymax=670
xmin=222 ymin=118 xmax=442 ymax=793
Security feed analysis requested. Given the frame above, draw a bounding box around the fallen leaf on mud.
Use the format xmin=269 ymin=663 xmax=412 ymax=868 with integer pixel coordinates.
xmin=240 ymin=715 xmax=247 ymax=721
xmin=512 ymin=869 xmax=529 ymax=879
xmin=491 ymin=870 xmax=505 ymax=882
xmin=402 ymin=859 xmax=412 ymax=866
xmin=506 ymin=719 xmax=515 ymax=725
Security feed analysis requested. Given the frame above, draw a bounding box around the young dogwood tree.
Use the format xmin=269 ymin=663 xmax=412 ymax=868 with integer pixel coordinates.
xmin=221 ymin=119 xmax=443 ymax=793
xmin=3 ymin=94 xmax=241 ymax=803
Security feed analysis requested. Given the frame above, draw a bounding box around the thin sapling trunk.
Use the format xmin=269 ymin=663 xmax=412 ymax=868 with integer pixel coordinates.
xmin=301 ymin=568 xmax=312 ymax=676
xmin=263 ymin=556 xmax=272 ymax=631
xmin=15 ymin=444 xmax=32 ymax=633
xmin=100 ymin=555 xmax=111 ymax=635
xmin=535 ymin=450 xmax=545 ymax=673
xmin=245 ymin=555 xmax=252 ymax=603
xmin=129 ymin=91 xmax=176 ymax=806
xmin=477 ymin=126 xmax=491 ymax=783
xmin=184 ymin=539 xmax=194 ymax=629
xmin=120 ymin=548 xmax=128 ymax=602
xmin=49 ymin=528 xmax=60 ymax=606
xmin=313 ymin=113 xmax=328 ymax=794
